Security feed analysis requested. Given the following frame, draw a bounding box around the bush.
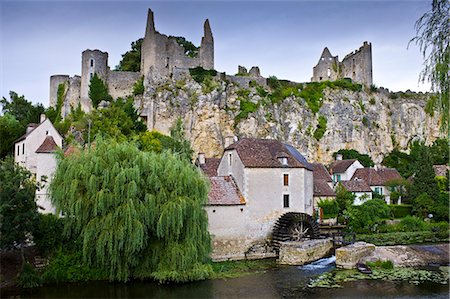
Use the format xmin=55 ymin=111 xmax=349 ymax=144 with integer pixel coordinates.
xmin=189 ymin=67 xmax=217 ymax=83
xmin=133 ymin=76 xmax=144 ymax=95
xmin=32 ymin=213 xmax=64 ymax=255
xmin=398 ymin=215 xmax=427 ymax=232
xmin=345 ymin=199 xmax=391 ymax=233
xmin=235 ymin=100 xmax=258 ymax=123
xmin=356 ymin=230 xmax=449 ymax=245
xmin=318 ymin=199 xmax=339 ymax=219
xmin=313 ymin=115 xmax=327 ymax=141
xmin=389 ymin=204 xmax=413 ymax=218
xmin=17 ymin=262 xmax=42 ymax=288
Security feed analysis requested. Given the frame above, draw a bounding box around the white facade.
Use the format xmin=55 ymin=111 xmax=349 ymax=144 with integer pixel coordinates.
xmin=352 ymin=191 xmax=373 ymax=205
xmin=14 ymin=118 xmax=62 ymax=173
xmin=35 ymin=153 xmax=58 ymax=214
xmin=332 ymin=160 xmax=364 ymax=183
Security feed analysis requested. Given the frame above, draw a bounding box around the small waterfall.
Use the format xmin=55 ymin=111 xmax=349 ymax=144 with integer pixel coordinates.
xmin=299 ymin=256 xmax=336 ymax=270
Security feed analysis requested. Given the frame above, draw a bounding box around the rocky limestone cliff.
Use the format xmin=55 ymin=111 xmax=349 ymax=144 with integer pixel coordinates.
xmin=139 ymin=74 xmax=443 ymax=165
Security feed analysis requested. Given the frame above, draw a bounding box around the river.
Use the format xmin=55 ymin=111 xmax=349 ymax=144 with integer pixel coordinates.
xmin=2 ymin=257 xmax=449 ymax=298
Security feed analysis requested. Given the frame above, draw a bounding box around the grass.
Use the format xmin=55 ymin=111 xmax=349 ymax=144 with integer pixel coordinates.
xmin=210 ymin=258 xmax=277 ymax=279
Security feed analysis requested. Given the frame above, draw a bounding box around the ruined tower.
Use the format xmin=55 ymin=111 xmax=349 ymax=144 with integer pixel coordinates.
xmin=80 ymin=49 xmax=109 ymax=101
xmin=311 ymin=42 xmax=373 ymax=86
xmin=140 ymin=8 xmax=214 ymax=78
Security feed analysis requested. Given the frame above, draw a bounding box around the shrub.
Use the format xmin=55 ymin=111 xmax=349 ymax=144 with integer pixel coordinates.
xmin=32 ymin=213 xmax=65 ymax=255
xmin=370 ymin=84 xmax=378 ymax=93
xmin=398 ymin=215 xmax=427 ymax=232
xmin=313 ymin=115 xmax=327 ymax=141
xmin=389 ymin=204 xmax=413 ymax=218
xmin=236 ymin=100 xmax=258 ymax=123
xmin=17 ymin=262 xmax=42 ymax=288
xmin=346 ymin=199 xmax=391 ymax=233
xmin=356 ymin=231 xmax=449 ymax=245
xmin=189 ymin=67 xmax=217 ymax=83
xmin=318 ymin=199 xmax=339 ymax=219
xmin=133 ymin=76 xmax=144 ymax=95
xmin=369 ymin=97 xmax=376 ymax=105
xmin=267 ymin=76 xmax=281 ymax=89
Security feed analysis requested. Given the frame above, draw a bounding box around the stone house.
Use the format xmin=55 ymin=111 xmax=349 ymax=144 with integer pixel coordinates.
xmin=328 ymin=156 xmax=364 ymax=184
xmin=197 ymin=138 xmax=314 ymax=261
xmin=14 ymin=115 xmax=62 ymax=213
xmin=340 ymin=180 xmax=373 ymax=205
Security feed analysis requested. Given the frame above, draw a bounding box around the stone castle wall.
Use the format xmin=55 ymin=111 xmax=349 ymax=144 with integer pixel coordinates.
xmin=107 ymin=71 xmax=141 ymax=100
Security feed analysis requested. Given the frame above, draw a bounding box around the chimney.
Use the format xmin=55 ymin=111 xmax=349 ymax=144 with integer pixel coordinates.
xmin=198 ymin=153 xmax=205 ymax=165
xmin=40 ymin=114 xmax=46 ymax=123
xmin=336 ymin=154 xmax=343 ymax=161
xmin=224 ymin=136 xmax=236 ymax=148
xmin=26 ymin=125 xmax=35 ymax=133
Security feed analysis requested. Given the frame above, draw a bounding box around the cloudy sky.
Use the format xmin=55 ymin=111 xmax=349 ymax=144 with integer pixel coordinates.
xmin=1 ymin=0 xmax=432 ymax=106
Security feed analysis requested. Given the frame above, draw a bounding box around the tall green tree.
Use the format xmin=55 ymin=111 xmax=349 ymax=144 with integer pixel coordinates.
xmin=409 ymin=0 xmax=449 ymax=132
xmin=169 ymin=118 xmax=194 ymax=161
xmin=50 ymin=139 xmax=212 ymax=282
xmin=0 ymin=157 xmax=38 ymax=251
xmin=335 ymin=183 xmax=355 ymax=222
xmin=1 ymin=91 xmax=45 ymax=128
xmin=89 ymin=73 xmax=112 ymax=108
xmin=0 ymin=114 xmax=23 ymax=158
xmin=116 ymin=38 xmax=143 ymax=72
xmin=408 ymin=147 xmax=440 ymax=202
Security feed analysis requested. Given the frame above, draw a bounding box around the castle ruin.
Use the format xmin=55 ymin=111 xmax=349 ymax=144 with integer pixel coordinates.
xmin=311 ymin=42 xmax=373 ymax=86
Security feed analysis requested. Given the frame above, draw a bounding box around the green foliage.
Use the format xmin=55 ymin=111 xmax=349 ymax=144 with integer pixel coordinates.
xmin=17 ymin=262 xmax=42 ymax=288
xmin=408 ymin=147 xmax=440 ymax=202
xmin=32 ymin=213 xmax=64 ymax=255
xmin=429 ymin=138 xmax=449 ymax=164
xmin=425 ymin=95 xmax=437 ymax=116
xmin=169 ymin=118 xmax=194 ymax=162
xmin=89 ymin=73 xmax=112 ymax=108
xmin=313 ymin=115 xmax=327 ymax=140
xmin=409 ymin=0 xmax=449 ymax=133
xmin=369 ymin=84 xmax=378 ymax=93
xmin=335 ymin=184 xmax=355 ymax=221
xmin=332 ymin=149 xmax=375 ymax=167
xmin=0 ymin=113 xmax=22 ymax=158
xmin=210 ymin=258 xmax=276 ymax=279
xmin=236 ymin=100 xmax=258 ymax=123
xmin=356 ymin=230 xmax=449 ymax=245
xmin=133 ymin=76 xmax=145 ymax=95
xmin=366 ymin=260 xmax=394 ymax=270
xmin=189 ymin=67 xmax=217 ymax=84
xmin=318 ymin=199 xmax=339 ymax=218
xmin=42 ymin=249 xmax=107 ymax=283
xmin=399 ymin=215 xmax=428 ymax=231
xmin=389 ymin=204 xmax=413 ymax=218
xmin=202 ymin=76 xmax=220 ymax=93
xmin=0 ymin=157 xmax=38 ymax=250
xmin=116 ymin=38 xmax=143 ymax=72
xmin=0 ymin=91 xmax=45 ymax=128
xmin=369 ymin=97 xmax=376 ymax=105
xmin=169 ymin=36 xmax=199 ymax=58
xmin=267 ymin=76 xmax=281 ymax=89
xmin=345 ymin=199 xmax=391 ymax=233
xmin=49 ymin=139 xmax=210 ymax=282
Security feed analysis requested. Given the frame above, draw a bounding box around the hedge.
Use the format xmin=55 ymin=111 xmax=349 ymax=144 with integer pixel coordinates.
xmin=389 ymin=204 xmax=413 ymax=219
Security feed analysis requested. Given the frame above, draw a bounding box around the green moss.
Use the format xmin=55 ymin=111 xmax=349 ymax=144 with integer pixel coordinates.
xmin=210 ymin=258 xmax=276 ymax=279
xmin=362 ymin=116 xmax=370 ymax=127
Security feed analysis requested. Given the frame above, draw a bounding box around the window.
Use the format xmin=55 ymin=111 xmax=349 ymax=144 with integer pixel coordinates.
xmin=321 ymin=57 xmax=325 ymax=61
xmin=22 ymin=143 xmax=24 ymax=155
xmin=283 ymin=174 xmax=289 ymax=186
xmin=283 ymin=194 xmax=290 ymax=208
xmin=327 ymin=68 xmax=331 ymax=78
xmin=375 ymin=187 xmax=383 ymax=195
xmin=90 ymin=73 xmax=93 ymax=79
xmin=90 ymin=59 xmax=94 ymax=67
xmin=46 ymin=130 xmax=49 ymax=135
xmin=17 ymin=145 xmax=19 ymax=156
xmin=278 ymin=157 xmax=288 ymax=165
xmin=228 ymin=153 xmax=232 ymax=166
xmin=334 ymin=174 xmax=341 ymax=183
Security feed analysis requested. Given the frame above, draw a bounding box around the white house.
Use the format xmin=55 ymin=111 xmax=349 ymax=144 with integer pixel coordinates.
xmin=14 ymin=115 xmax=62 ymax=213
xmin=198 ymin=138 xmax=314 ymax=261
xmin=340 ymin=180 xmax=373 ymax=205
xmin=328 ymin=156 xmax=364 ymax=184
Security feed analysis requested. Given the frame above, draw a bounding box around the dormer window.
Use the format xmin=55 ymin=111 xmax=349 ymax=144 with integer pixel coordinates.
xmin=279 ymin=157 xmax=288 ymax=165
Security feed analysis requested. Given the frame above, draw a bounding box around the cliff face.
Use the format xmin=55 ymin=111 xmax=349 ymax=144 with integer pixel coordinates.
xmin=140 ymin=75 xmax=442 ymax=164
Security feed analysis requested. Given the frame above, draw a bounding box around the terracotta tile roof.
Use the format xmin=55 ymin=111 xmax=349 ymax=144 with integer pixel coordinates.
xmin=224 ymin=138 xmax=312 ymax=169
xmin=313 ymin=180 xmax=336 ymax=197
xmin=341 ymin=180 xmax=372 ymax=192
xmin=312 ymin=163 xmax=332 ymax=182
xmin=351 ymin=168 xmax=384 ymax=186
xmin=207 ymin=176 xmax=245 ymax=206
xmin=329 ymin=159 xmax=358 ymax=174
xmin=64 ymin=145 xmax=80 ymax=157
xmin=14 ymin=123 xmax=39 ymax=143
xmin=199 ymin=158 xmax=221 ymax=177
xmin=377 ymin=168 xmax=403 ymax=184
xmin=433 ymin=165 xmax=449 ymax=177
xmin=35 ymin=136 xmax=59 ymax=153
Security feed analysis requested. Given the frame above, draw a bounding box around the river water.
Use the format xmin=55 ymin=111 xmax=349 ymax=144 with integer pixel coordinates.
xmin=2 ymin=257 xmax=449 ymax=298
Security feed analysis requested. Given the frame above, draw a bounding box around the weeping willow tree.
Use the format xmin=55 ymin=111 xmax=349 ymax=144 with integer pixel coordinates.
xmin=50 ymin=139 xmax=212 ymax=282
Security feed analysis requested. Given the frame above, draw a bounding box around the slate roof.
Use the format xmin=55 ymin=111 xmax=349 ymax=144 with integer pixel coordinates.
xmin=224 ymin=138 xmax=312 ymax=169
xmin=35 ymin=136 xmax=59 ymax=153
xmin=329 ymin=159 xmax=358 ymax=174
xmin=199 ymin=158 xmax=221 ymax=177
xmin=313 ymin=180 xmax=336 ymax=197
xmin=433 ymin=165 xmax=449 ymax=177
xmin=341 ymin=180 xmax=372 ymax=192
xmin=351 ymin=168 xmax=384 ymax=186
xmin=207 ymin=176 xmax=245 ymax=206
xmin=377 ymin=168 xmax=403 ymax=184
xmin=312 ymin=163 xmax=333 ymax=182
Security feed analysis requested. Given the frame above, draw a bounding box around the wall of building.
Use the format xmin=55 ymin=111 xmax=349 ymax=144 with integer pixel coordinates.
xmin=80 ymin=49 xmax=109 ymax=102
xmin=341 ymin=161 xmax=364 ymax=181
xmin=49 ymin=75 xmax=70 ymax=108
xmin=14 ymin=119 xmax=62 ymax=174
xmin=341 ymin=42 xmax=373 ymax=86
xmin=217 ymin=149 xmax=246 ymax=195
xmin=107 ymin=70 xmax=141 ymax=100
xmin=35 ymin=153 xmax=57 ymax=214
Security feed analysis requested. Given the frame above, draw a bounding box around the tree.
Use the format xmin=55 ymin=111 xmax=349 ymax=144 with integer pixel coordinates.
xmin=333 ymin=149 xmax=374 ymax=167
xmin=335 ymin=183 xmax=355 ymax=222
xmin=0 ymin=114 xmax=23 ymax=158
xmin=1 ymin=91 xmax=45 ymax=129
xmin=88 ymin=73 xmax=112 ymax=108
xmin=0 ymin=157 xmax=38 ymax=252
xmin=49 ymin=139 xmax=212 ymax=282
xmin=116 ymin=38 xmax=143 ymax=72
xmin=429 ymin=138 xmax=449 ymax=165
xmin=169 ymin=118 xmax=194 ymax=161
xmin=409 ymin=0 xmax=449 ymax=132
xmin=408 ymin=147 xmax=440 ymax=201
xmin=345 ymin=199 xmax=391 ymax=233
